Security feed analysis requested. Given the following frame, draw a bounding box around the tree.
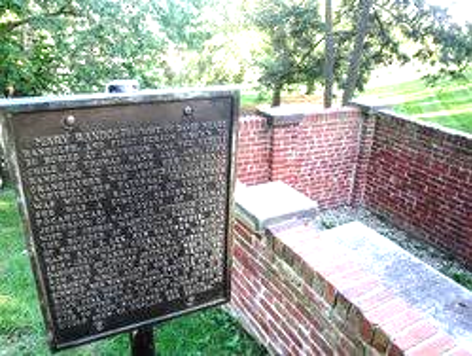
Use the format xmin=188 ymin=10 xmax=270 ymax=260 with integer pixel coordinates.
xmin=0 ymin=0 xmax=78 ymax=96
xmin=2 ymin=0 xmax=470 ymax=101
xmin=252 ymin=0 xmax=325 ymax=106
xmin=341 ymin=0 xmax=374 ymax=105
xmin=337 ymin=0 xmax=470 ymax=104
xmin=253 ymin=0 xmax=471 ymax=106
xmin=156 ymin=0 xmax=265 ymax=88
xmin=56 ymin=0 xmax=169 ymax=93
xmin=0 ymin=0 xmax=219 ymax=96
xmin=323 ymin=0 xmax=335 ymax=107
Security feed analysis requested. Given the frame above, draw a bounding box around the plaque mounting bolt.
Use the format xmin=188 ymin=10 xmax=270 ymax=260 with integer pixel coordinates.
xmin=63 ymin=115 xmax=76 ymax=127
xmin=183 ymin=106 xmax=193 ymax=116
xmin=186 ymin=296 xmax=195 ymax=307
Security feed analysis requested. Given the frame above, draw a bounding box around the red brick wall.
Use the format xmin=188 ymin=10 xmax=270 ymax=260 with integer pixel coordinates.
xmin=271 ymin=123 xmax=299 ymax=187
xmin=236 ymin=116 xmax=271 ymax=186
xmin=291 ymin=109 xmax=362 ymax=208
xmin=231 ymin=220 xmax=369 ymax=355
xmin=237 ymin=108 xmax=365 ymax=209
xmin=364 ymin=113 xmax=472 ymax=266
xmin=236 ymin=107 xmax=472 ymax=265
xmin=351 ymin=113 xmax=376 ymax=206
xmin=230 ymin=218 xmax=469 ymax=355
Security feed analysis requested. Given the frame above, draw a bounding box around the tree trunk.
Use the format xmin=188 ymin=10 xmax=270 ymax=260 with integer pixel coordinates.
xmin=341 ymin=0 xmax=373 ymax=106
xmin=324 ymin=0 xmax=335 ymax=108
xmin=306 ymin=80 xmax=315 ymax=95
xmin=272 ymin=84 xmax=282 ymax=107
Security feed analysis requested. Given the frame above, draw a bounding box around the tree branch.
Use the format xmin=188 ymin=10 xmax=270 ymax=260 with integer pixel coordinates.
xmin=0 ymin=2 xmax=80 ymax=34
xmin=373 ymin=11 xmax=396 ymax=47
xmin=342 ymin=0 xmax=374 ymax=105
xmin=273 ymin=35 xmax=325 ymax=85
xmin=296 ymin=36 xmax=325 ymax=68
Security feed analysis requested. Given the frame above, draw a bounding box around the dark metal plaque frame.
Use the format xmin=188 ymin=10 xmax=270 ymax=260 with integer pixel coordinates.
xmin=0 ymin=88 xmax=239 ymax=351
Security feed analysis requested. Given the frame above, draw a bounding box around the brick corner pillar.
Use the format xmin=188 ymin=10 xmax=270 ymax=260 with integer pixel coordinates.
xmin=349 ymin=105 xmax=377 ymax=207
xmin=257 ymin=104 xmax=365 ymax=209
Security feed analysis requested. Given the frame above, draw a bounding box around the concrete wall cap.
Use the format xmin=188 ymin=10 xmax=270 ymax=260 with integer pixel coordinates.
xmin=235 ymin=181 xmax=318 ymax=232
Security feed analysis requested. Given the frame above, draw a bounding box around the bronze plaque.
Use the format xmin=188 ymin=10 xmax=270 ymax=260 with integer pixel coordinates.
xmin=0 ymin=90 xmax=238 ymax=351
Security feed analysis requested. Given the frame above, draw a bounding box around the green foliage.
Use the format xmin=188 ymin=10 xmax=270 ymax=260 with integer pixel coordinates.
xmin=1 ymin=0 xmax=472 ymax=104
xmin=60 ymin=0 xmax=170 ymax=92
xmin=449 ymin=273 xmax=472 ymax=291
xmin=0 ymin=27 xmax=59 ymax=96
xmin=1 ymin=1 xmax=73 ymax=95
xmin=156 ymin=0 xmax=266 ymax=88
xmin=241 ymin=91 xmax=270 ymax=109
xmin=0 ymin=189 xmax=267 ymax=355
xmin=320 ymin=219 xmax=336 ymax=229
xmin=159 ymin=308 xmax=267 ymax=355
xmin=439 ymin=262 xmax=472 ymax=291
xmin=156 ymin=0 xmax=218 ymax=50
xmin=0 ymin=0 xmax=164 ymax=95
xmin=197 ymin=30 xmax=265 ymax=86
xmin=252 ymin=0 xmax=325 ymax=105
xmin=251 ymin=0 xmax=472 ymax=105
xmin=335 ymin=0 xmax=472 ymax=102
xmin=0 ymin=0 xmax=234 ymax=96
xmin=423 ymin=22 xmax=472 ymax=83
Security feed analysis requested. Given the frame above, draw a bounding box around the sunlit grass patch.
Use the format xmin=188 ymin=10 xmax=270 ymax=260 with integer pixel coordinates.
xmin=362 ymin=68 xmax=472 ymax=134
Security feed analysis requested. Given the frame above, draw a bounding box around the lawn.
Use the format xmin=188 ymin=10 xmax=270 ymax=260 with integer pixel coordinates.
xmin=240 ymin=91 xmax=270 ymax=115
xmin=361 ymin=69 xmax=472 ymax=134
xmin=242 ymin=68 xmax=472 ymax=135
xmin=0 ymin=188 xmax=267 ymax=356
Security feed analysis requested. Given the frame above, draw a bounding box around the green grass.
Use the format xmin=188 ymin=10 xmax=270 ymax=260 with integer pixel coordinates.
xmin=440 ymin=267 xmax=472 ymax=291
xmin=361 ymin=69 xmax=472 ymax=134
xmin=449 ymin=272 xmax=472 ymax=290
xmin=240 ymin=91 xmax=269 ymax=112
xmin=0 ymin=189 xmax=267 ymax=356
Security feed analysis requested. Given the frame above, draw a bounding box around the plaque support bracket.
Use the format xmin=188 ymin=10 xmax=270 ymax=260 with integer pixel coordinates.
xmin=130 ymin=327 xmax=155 ymax=356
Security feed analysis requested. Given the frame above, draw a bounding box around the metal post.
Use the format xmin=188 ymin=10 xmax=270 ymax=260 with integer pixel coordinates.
xmin=130 ymin=327 xmax=155 ymax=356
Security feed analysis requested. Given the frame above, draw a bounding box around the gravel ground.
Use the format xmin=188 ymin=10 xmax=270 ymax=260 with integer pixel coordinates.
xmin=311 ymin=206 xmax=472 ymax=289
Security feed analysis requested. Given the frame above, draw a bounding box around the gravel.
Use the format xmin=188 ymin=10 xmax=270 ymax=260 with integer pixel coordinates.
xmin=310 ymin=205 xmax=472 ymax=289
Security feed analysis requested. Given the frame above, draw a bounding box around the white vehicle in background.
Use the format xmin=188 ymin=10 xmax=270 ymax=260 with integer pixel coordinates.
xmin=105 ymin=79 xmax=140 ymax=94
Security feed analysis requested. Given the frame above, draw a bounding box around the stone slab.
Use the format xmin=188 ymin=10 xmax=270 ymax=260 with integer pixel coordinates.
xmin=257 ymin=104 xmax=358 ymax=126
xmin=235 ymin=181 xmax=318 ymax=232
xmin=319 ymin=222 xmax=472 ymax=350
xmin=257 ymin=104 xmax=319 ymax=125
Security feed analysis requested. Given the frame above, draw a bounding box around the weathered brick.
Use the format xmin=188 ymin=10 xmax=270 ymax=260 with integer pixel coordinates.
xmin=354 ymin=286 xmax=395 ymax=312
xmin=345 ymin=305 xmax=374 ymax=344
xmin=392 ymin=321 xmax=439 ymax=351
xmin=381 ymin=308 xmax=424 ymax=337
xmin=372 ymin=326 xmax=392 ymax=354
xmin=309 ymin=329 xmax=335 ymax=355
xmin=234 ymin=109 xmax=471 ymax=356
xmin=365 ymin=298 xmax=409 ymax=328
xmin=405 ymin=334 xmax=456 ymax=356
xmin=446 ymin=348 xmax=472 ymax=356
